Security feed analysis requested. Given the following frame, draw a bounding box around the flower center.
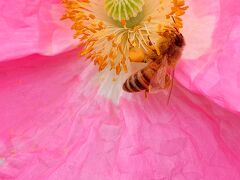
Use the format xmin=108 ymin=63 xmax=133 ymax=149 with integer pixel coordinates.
xmin=104 ymin=0 xmax=145 ymax=27
xmin=62 ymin=0 xmax=188 ymax=75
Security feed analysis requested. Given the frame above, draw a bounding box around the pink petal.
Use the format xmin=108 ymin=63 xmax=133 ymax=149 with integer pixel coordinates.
xmin=0 ymin=0 xmax=77 ymax=62
xmin=178 ymin=0 xmax=240 ymax=112
xmin=0 ymin=51 xmax=240 ymax=179
xmin=0 ymin=0 xmax=240 ymax=179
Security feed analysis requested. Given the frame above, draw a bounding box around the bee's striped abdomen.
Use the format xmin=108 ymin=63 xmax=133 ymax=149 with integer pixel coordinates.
xmin=123 ymin=62 xmax=159 ymax=93
xmin=123 ymin=71 xmax=148 ymax=92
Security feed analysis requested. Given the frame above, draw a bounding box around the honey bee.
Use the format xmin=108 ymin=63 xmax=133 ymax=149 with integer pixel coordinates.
xmin=123 ymin=28 xmax=185 ymax=94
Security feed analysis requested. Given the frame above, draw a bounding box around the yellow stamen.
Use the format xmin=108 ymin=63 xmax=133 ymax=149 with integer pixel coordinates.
xmin=62 ymin=0 xmax=188 ymax=74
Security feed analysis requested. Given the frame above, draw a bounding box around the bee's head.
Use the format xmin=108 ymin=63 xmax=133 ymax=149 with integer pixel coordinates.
xmin=174 ymin=32 xmax=185 ymax=47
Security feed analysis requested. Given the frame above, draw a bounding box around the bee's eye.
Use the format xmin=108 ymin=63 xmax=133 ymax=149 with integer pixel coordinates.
xmin=175 ymin=35 xmax=184 ymax=47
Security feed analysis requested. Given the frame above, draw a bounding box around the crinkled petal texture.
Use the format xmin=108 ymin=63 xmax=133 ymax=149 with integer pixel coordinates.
xmin=179 ymin=0 xmax=240 ymax=113
xmin=0 ymin=0 xmax=78 ymax=62
xmin=0 ymin=0 xmax=240 ymax=180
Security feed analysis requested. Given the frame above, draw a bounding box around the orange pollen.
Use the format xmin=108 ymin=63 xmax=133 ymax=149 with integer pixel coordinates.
xmin=61 ymin=0 xmax=188 ymax=75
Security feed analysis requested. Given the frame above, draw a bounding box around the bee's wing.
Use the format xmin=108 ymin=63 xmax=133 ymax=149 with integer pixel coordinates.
xmin=150 ymin=57 xmax=170 ymax=91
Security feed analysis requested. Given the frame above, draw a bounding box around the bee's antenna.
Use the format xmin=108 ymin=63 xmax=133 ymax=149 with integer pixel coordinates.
xmin=171 ymin=16 xmax=180 ymax=33
xmin=171 ymin=16 xmax=176 ymax=24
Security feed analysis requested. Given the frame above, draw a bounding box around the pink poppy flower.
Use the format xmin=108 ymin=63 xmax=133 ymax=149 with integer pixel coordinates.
xmin=0 ymin=0 xmax=240 ymax=179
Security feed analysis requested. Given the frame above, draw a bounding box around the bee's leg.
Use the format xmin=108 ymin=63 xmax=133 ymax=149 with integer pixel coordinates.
xmin=144 ymin=85 xmax=152 ymax=98
xmin=145 ymin=90 xmax=149 ymax=98
xmin=148 ymin=85 xmax=153 ymax=92
xmin=147 ymin=36 xmax=153 ymax=46
xmin=144 ymin=57 xmax=152 ymax=63
xmin=147 ymin=36 xmax=161 ymax=56
xmin=147 ymin=36 xmax=156 ymax=50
